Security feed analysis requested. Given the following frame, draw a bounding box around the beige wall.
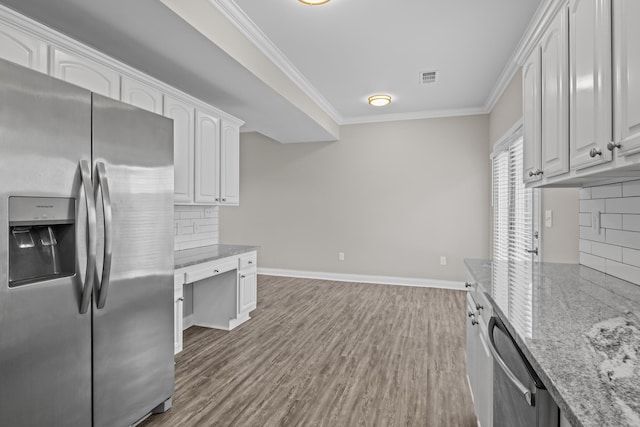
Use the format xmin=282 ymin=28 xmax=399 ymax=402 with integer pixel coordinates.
xmin=489 ymin=69 xmax=579 ymax=264
xmin=221 ymin=116 xmax=491 ymax=281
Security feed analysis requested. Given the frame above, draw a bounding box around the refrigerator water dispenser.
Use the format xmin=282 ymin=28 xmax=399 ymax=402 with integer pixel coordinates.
xmin=8 ymin=196 xmax=76 ymax=287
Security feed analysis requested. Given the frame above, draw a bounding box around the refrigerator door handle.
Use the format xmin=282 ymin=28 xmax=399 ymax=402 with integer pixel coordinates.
xmin=95 ymin=162 xmax=113 ymax=309
xmin=79 ymin=160 xmax=96 ymax=314
xmin=487 ymin=317 xmax=534 ymax=406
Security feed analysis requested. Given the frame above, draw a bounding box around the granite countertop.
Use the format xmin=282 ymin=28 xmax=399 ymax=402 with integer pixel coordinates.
xmin=464 ymin=259 xmax=640 ymax=427
xmin=175 ymin=244 xmax=258 ymax=270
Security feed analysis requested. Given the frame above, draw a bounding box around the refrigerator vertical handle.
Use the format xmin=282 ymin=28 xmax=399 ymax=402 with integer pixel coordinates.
xmin=95 ymin=162 xmax=113 ymax=310
xmin=79 ymin=160 xmax=96 ymax=314
xmin=487 ymin=317 xmax=534 ymax=406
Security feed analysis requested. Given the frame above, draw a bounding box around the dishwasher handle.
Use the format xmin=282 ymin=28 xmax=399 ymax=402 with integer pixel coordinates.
xmin=487 ymin=316 xmax=535 ymax=406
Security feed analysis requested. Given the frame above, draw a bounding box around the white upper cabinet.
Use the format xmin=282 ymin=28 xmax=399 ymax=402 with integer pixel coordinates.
xmin=540 ymin=7 xmax=569 ymax=179
xmin=613 ymin=0 xmax=640 ymax=157
xmin=164 ymin=95 xmax=195 ymax=204
xmin=121 ymin=76 xmax=163 ymax=115
xmin=50 ymin=47 xmax=119 ymax=99
xmin=0 ymin=24 xmax=47 ymax=72
xmin=569 ymin=0 xmax=612 ymax=170
xmin=220 ymin=122 xmax=240 ymax=205
xmin=523 ymin=48 xmax=542 ymax=183
xmin=194 ymin=110 xmax=221 ymax=204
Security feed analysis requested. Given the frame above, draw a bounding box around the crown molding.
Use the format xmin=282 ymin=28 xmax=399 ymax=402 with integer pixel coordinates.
xmin=341 ymin=106 xmax=488 ymax=126
xmin=209 ymin=0 xmax=343 ymax=124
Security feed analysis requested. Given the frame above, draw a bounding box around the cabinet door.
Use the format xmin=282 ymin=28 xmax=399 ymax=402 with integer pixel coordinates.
xmin=569 ymin=0 xmax=613 ymax=170
xmin=466 ymin=297 xmax=477 ymax=405
xmin=194 ymin=110 xmax=221 ymax=204
xmin=164 ymin=96 xmax=195 ymax=203
xmin=220 ymin=122 xmax=240 ymax=205
xmin=613 ymin=0 xmax=640 ymax=156
xmin=540 ymin=8 xmax=570 ymax=178
xmin=523 ymin=48 xmax=542 ymax=183
xmin=0 ymin=23 xmax=47 ymax=72
xmin=238 ymin=270 xmax=257 ymax=314
xmin=174 ymin=284 xmax=184 ymax=355
xmin=476 ymin=323 xmax=493 ymax=427
xmin=121 ymin=76 xmax=163 ymax=114
xmin=50 ymin=47 xmax=119 ymax=99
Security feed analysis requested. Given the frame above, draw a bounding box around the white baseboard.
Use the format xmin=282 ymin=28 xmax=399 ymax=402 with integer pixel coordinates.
xmin=257 ymin=268 xmax=465 ymax=291
xmin=183 ymin=314 xmax=194 ymax=330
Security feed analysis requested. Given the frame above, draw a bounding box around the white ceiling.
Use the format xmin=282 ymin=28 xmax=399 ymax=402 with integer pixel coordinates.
xmin=0 ymin=0 xmax=542 ymax=142
xmin=231 ymin=0 xmax=542 ymax=123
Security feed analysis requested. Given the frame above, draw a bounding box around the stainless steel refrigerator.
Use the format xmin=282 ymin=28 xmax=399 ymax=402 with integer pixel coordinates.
xmin=0 ymin=57 xmax=175 ymax=426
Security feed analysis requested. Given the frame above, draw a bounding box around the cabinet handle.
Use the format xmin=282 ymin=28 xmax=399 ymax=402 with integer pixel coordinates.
xmin=607 ymin=142 xmax=622 ymax=151
xmin=589 ymin=147 xmax=602 ymax=158
xmin=529 ymin=169 xmax=543 ymax=177
xmin=178 ymin=297 xmax=184 ymax=302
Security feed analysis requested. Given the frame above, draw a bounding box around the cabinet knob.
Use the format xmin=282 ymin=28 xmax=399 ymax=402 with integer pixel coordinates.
xmin=525 ymin=248 xmax=539 ymax=256
xmin=468 ymin=311 xmax=475 ymax=318
xmin=214 ymin=269 xmax=219 ymax=273
xmin=240 ymin=275 xmax=246 ymax=279
xmin=476 ymin=303 xmax=484 ymax=311
xmin=248 ymin=261 xmax=253 ymax=265
xmin=222 ymin=198 xmax=226 ymax=202
xmin=529 ymin=169 xmax=543 ymax=177
xmin=464 ymin=281 xmax=473 ymax=288
xmin=178 ymin=297 xmax=184 ymax=302
xmin=607 ymin=142 xmax=622 ymax=151
xmin=215 ymin=198 xmax=220 ymax=202
xmin=471 ymin=319 xmax=479 ymax=326
xmin=589 ymin=147 xmax=602 ymax=158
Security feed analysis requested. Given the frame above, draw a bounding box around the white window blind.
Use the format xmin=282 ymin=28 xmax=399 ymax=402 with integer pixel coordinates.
xmin=492 ymin=135 xmax=536 ymax=338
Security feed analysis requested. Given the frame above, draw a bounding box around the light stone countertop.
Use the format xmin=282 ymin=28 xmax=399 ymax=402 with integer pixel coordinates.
xmin=175 ymin=244 xmax=258 ymax=270
xmin=465 ymin=259 xmax=640 ymax=427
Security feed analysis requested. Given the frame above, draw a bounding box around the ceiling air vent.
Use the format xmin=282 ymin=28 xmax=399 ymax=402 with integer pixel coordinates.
xmin=419 ymin=71 xmax=437 ymax=85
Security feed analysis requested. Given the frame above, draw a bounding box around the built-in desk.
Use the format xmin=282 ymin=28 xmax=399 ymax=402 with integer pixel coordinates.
xmin=173 ymin=244 xmax=258 ymax=354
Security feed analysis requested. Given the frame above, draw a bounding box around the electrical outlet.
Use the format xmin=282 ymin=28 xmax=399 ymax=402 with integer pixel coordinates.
xmin=440 ymin=256 xmax=447 ymax=265
xmin=338 ymin=252 xmax=345 ymax=261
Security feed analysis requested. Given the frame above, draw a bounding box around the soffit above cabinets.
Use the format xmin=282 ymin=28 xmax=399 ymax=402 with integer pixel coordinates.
xmin=0 ymin=0 xmax=542 ymax=143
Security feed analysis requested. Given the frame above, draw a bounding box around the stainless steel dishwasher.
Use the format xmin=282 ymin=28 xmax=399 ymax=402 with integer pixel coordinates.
xmin=488 ymin=315 xmax=559 ymax=427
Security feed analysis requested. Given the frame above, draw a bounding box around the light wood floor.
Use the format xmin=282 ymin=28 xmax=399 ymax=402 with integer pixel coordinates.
xmin=141 ymin=275 xmax=476 ymax=427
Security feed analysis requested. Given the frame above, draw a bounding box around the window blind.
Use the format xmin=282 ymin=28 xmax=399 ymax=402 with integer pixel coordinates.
xmin=492 ymin=136 xmax=536 ymax=338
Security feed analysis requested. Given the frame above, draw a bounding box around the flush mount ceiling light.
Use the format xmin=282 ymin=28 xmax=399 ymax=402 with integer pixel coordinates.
xmin=298 ymin=0 xmax=331 ymax=5
xmin=368 ymin=94 xmax=392 ymax=107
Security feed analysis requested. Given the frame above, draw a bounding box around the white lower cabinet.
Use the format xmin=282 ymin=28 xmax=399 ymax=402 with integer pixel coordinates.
xmin=466 ymin=292 xmax=493 ymax=427
xmin=174 ymin=273 xmax=185 ymax=355
xmin=238 ymin=252 xmax=257 ymax=314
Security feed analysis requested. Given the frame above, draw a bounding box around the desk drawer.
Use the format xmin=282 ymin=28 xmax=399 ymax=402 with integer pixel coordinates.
xmin=185 ymin=258 xmax=237 ymax=283
xmin=239 ymin=252 xmax=257 ymax=270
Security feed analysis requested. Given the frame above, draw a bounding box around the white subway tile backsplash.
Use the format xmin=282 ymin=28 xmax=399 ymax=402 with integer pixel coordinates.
xmin=579 ymin=239 xmax=592 ymax=253
xmin=606 ymin=229 xmax=640 ymax=250
xmin=579 ymin=225 xmax=605 ymax=242
xmin=590 ymin=242 xmax=623 ymax=262
xmin=623 ymin=180 xmax=640 ymax=197
xmin=580 ymin=252 xmax=606 ymax=272
xmin=601 ymin=214 xmax=622 ymax=230
xmin=579 ymin=179 xmax=640 ymax=285
xmin=579 ymin=213 xmax=592 ymax=227
xmin=173 ymin=205 xmax=219 ymax=251
xmin=623 ymin=247 xmax=640 ymax=268
xmin=591 ymin=183 xmax=622 ymax=199
xmin=624 ymin=215 xmax=640 ymax=232
xmin=605 ymin=197 xmax=640 ymax=214
xmin=605 ymin=260 xmax=640 ymax=285
xmin=580 ymin=199 xmax=606 ymax=213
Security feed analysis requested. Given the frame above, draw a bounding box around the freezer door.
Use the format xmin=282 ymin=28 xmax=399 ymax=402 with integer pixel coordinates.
xmin=0 ymin=58 xmax=92 ymax=426
xmin=91 ymin=94 xmax=175 ymax=427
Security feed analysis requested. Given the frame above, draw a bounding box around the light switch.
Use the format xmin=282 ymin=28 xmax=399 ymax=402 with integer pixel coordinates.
xmin=545 ymin=210 xmax=553 ymax=228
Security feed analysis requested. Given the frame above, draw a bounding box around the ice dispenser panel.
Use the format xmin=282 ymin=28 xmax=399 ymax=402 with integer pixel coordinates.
xmin=8 ymin=196 xmax=76 ymax=287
